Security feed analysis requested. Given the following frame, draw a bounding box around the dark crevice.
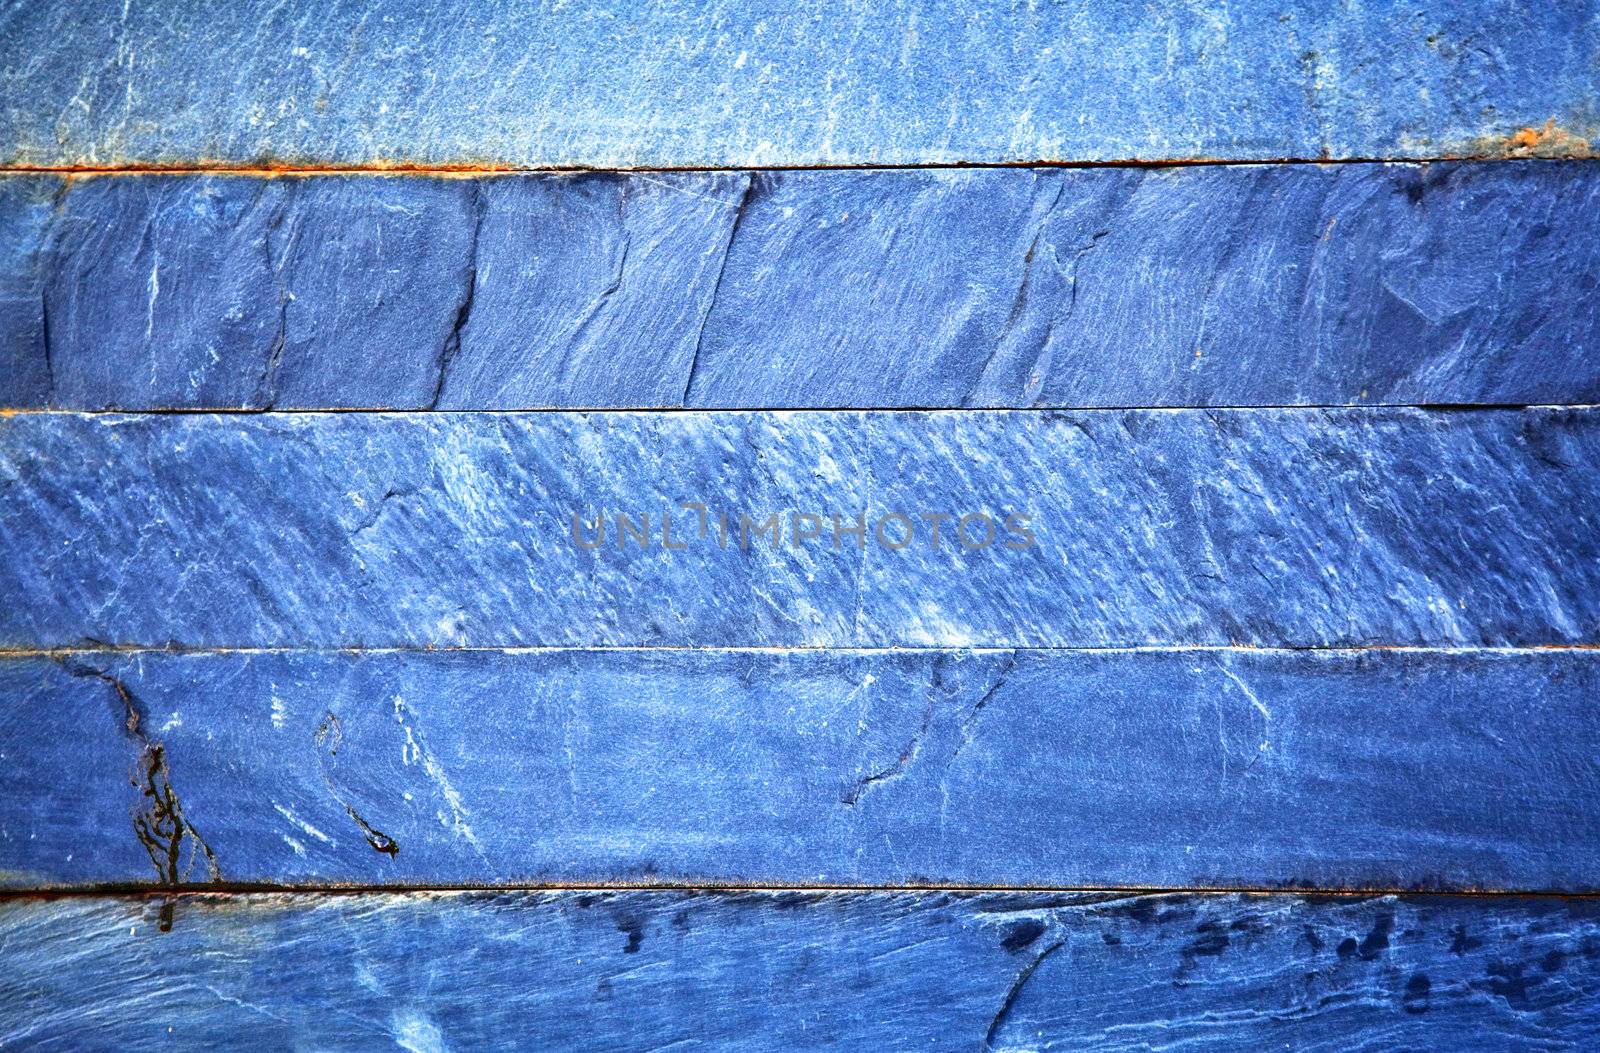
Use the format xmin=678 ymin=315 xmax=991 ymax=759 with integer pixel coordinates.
xmin=426 ymin=179 xmax=486 ymax=410
xmin=33 ymin=178 xmax=72 ymax=407
xmin=253 ymin=188 xmax=294 ymax=409
xmin=982 ymin=938 xmax=1067 ymax=1051
xmin=343 ymin=804 xmax=400 ymax=858
xmin=951 ymin=652 xmax=1020 ymax=767
xmin=2 ymin=402 xmax=1591 ymax=415
xmin=680 ymin=173 xmax=755 ymax=405
xmin=315 ymin=711 xmax=400 ymax=858
xmin=350 ymin=484 xmax=419 ymax=539
xmin=1 ymin=153 xmax=1591 ymax=177
xmin=57 ymin=659 xmax=222 ymax=930
xmin=2 ymin=883 xmax=1598 ymax=899
xmin=38 ymin=290 xmax=54 ymax=406
xmin=983 ymin=179 xmax=1066 ymax=389
xmin=841 ymin=689 xmax=937 ymax=808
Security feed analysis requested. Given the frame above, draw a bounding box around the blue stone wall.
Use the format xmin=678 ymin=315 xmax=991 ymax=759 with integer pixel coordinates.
xmin=2 ymin=1 xmax=1596 ymax=166
xmin=1 ymin=2 xmax=1597 ymax=1047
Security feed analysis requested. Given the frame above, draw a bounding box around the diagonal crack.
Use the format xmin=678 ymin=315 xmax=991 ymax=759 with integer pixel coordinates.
xmin=59 ymin=658 xmax=221 ymax=930
xmin=559 ymin=180 xmax=633 ymax=383
xmin=939 ymin=652 xmax=1019 ymax=837
xmin=427 ymin=179 xmax=486 ymax=410
xmin=680 ymin=173 xmax=755 ymax=406
xmin=951 ymin=651 xmax=1020 ymax=766
xmin=38 ymin=289 xmax=54 ymax=406
xmin=994 ymin=180 xmax=1067 ymax=350
xmin=983 ymin=937 xmax=1067 ymax=1051
xmin=840 ymin=652 xmax=969 ymax=808
xmin=253 ymin=185 xmax=295 ymax=409
xmin=975 ymin=171 xmax=1144 ymax=406
xmin=35 ymin=177 xmax=74 ymax=406
xmin=315 ymin=710 xmax=399 ymax=858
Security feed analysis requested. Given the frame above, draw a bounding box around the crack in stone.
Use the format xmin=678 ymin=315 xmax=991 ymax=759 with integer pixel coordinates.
xmin=38 ymin=289 xmax=54 ymax=406
xmin=558 ymin=181 xmax=633 ymax=383
xmin=59 ymin=658 xmax=220 ymax=930
xmin=968 ymin=177 xmax=1067 ymax=406
xmin=995 ymin=180 xmax=1066 ymax=347
xmin=253 ymin=187 xmax=294 ymax=409
xmin=34 ymin=177 xmax=73 ymax=406
xmin=1217 ymin=657 xmax=1273 ymax=777
xmin=840 ymin=668 xmax=940 ymax=808
xmin=982 ymin=937 xmax=1067 ymax=1051
xmin=939 ymin=652 xmax=1020 ymax=837
xmin=951 ymin=651 xmax=1020 ymax=766
xmin=997 ymin=170 xmax=1144 ymax=406
xmin=350 ymin=484 xmax=419 ymax=540
xmin=427 ymin=179 xmax=485 ymax=410
xmin=680 ymin=173 xmax=755 ymax=406
xmin=315 ymin=711 xmax=399 ymax=858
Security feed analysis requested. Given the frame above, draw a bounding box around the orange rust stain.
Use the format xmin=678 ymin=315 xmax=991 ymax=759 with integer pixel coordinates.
xmin=0 ymin=143 xmax=1593 ymax=179
xmin=1496 ymin=118 xmax=1594 ymax=158
xmin=0 ymin=159 xmax=529 ymax=179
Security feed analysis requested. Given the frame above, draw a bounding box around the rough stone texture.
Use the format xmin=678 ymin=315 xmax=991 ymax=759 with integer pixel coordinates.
xmin=2 ymin=890 xmax=1598 ymax=1050
xmin=6 ymin=162 xmax=1600 ymax=410
xmin=2 ymin=648 xmax=1596 ymax=891
xmin=1 ymin=1 xmax=1596 ymax=168
xmin=0 ymin=177 xmax=54 ymax=408
xmin=2 ymin=409 xmax=1596 ymax=649
xmin=4 ymin=4 xmax=1598 ymax=1047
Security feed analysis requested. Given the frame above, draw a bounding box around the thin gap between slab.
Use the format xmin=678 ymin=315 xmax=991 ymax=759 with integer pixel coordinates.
xmin=1 ymin=153 xmax=1596 ymax=177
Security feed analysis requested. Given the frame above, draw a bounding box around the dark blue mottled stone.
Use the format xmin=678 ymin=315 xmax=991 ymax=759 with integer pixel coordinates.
xmin=1 ymin=410 xmax=1596 ymax=648
xmin=3 ymin=890 xmax=1598 ymax=1050
xmin=0 ymin=177 xmax=54 ymax=409
xmin=7 ymin=163 xmax=1600 ymax=409
xmin=1 ymin=1 xmax=1595 ymax=167
xmin=2 ymin=648 xmax=1595 ymax=890
xmin=4 ymin=5 xmax=1595 ymax=1043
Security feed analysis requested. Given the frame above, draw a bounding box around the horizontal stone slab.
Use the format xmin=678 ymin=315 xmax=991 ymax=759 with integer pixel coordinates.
xmin=1 ymin=409 xmax=1596 ymax=649
xmin=3 ymin=890 xmax=1597 ymax=1050
xmin=1 ymin=1 xmax=1595 ymax=167
xmin=3 ymin=648 xmax=1597 ymax=891
xmin=4 ymin=162 xmax=1600 ymax=410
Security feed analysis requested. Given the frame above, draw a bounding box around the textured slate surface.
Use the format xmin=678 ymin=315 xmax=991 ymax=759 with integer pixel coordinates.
xmin=0 ymin=178 xmax=54 ymax=410
xmin=6 ymin=162 xmax=1600 ymax=410
xmin=1 ymin=1 xmax=1596 ymax=168
xmin=6 ymin=6 xmax=1598 ymax=1051
xmin=2 ymin=409 xmax=1597 ymax=649
xmin=3 ymin=890 xmax=1599 ymax=1050
xmin=3 ymin=648 xmax=1597 ymax=891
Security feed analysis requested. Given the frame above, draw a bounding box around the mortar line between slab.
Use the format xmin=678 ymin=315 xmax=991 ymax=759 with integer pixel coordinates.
xmin=1 ymin=154 xmax=1595 ymax=178
xmin=6 ymin=644 xmax=1597 ymax=658
xmin=4 ymin=404 xmax=1598 ymax=417
xmin=0 ymin=883 xmax=1596 ymax=901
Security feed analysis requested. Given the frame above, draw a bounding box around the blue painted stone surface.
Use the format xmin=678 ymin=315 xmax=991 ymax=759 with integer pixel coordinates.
xmin=0 ymin=178 xmax=55 ymax=410
xmin=1 ymin=1 xmax=1596 ymax=168
xmin=2 ymin=648 xmax=1596 ymax=891
xmin=3 ymin=3 xmax=1598 ymax=1048
xmin=2 ymin=890 xmax=1598 ymax=1050
xmin=2 ymin=409 xmax=1596 ymax=649
xmin=5 ymin=162 xmax=1600 ymax=409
